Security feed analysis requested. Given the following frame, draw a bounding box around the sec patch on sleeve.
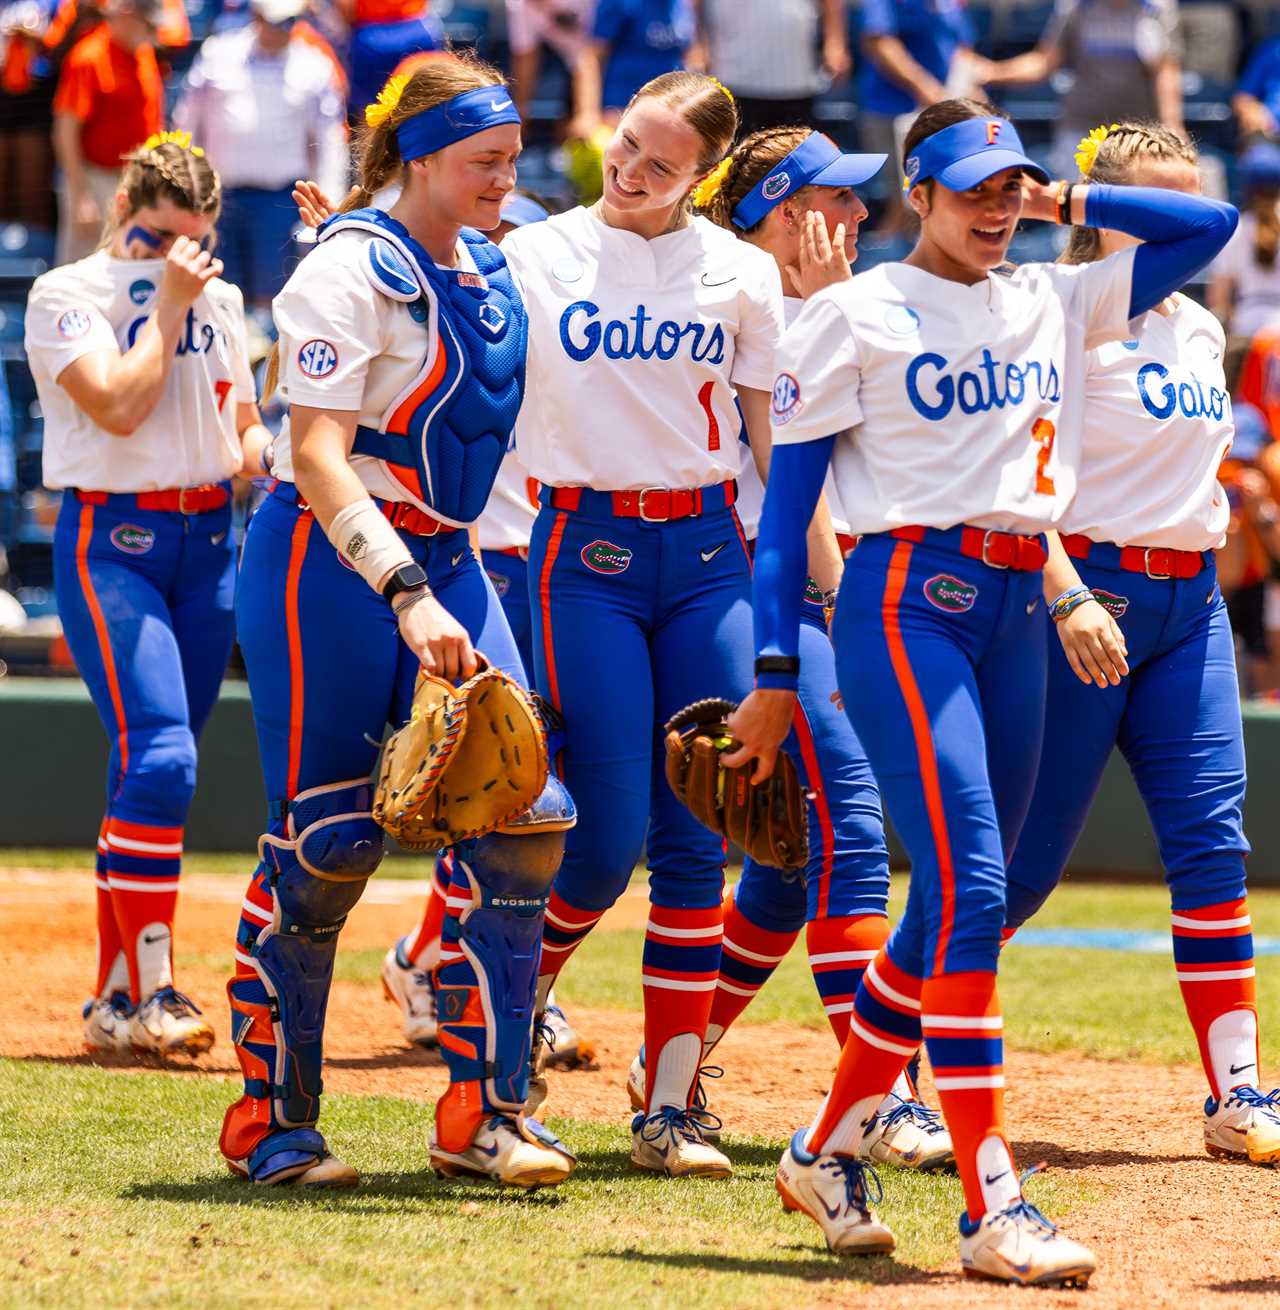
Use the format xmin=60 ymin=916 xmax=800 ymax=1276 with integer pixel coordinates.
xmin=56 ymin=309 xmax=93 ymax=340
xmin=297 ymin=338 xmax=339 ymax=379
xmin=771 ymin=372 xmax=803 ymax=425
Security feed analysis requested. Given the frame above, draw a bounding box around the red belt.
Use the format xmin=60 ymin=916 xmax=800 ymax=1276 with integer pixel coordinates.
xmin=382 ymin=500 xmax=447 ymax=537
xmin=891 ymin=524 xmax=1047 ymax=572
xmin=548 ymin=479 xmax=736 ymax=522
xmin=1061 ymin=533 xmax=1204 ymax=580
xmin=836 ymin=533 xmax=860 ymax=557
xmin=76 ymin=484 xmax=229 ymax=513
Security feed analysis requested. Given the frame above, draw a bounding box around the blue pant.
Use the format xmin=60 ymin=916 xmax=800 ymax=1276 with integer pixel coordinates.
xmin=482 ymin=548 xmax=534 ymax=678
xmin=835 ymin=531 xmax=1047 ymax=979
xmin=54 ymin=490 xmax=236 ymax=830
xmin=236 ymin=488 xmax=522 ymax=801
xmin=1006 ymin=549 xmax=1248 ymax=927
xmin=216 ymin=187 xmax=300 ymax=307
xmin=528 ymin=496 xmax=754 ymax=913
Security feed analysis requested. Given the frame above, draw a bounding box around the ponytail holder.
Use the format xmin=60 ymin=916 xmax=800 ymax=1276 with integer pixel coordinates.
xmin=142 ymin=129 xmax=204 ymax=158
xmin=708 ymin=77 xmax=734 ymax=107
xmin=1074 ymin=124 xmax=1118 ymax=178
xmin=691 ymin=157 xmax=733 ymax=208
xmin=366 ymin=71 xmax=411 ymax=129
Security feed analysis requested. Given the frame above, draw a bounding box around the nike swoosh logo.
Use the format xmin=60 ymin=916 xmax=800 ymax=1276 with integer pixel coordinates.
xmin=1025 ymin=598 xmax=1038 ymax=614
xmin=451 ymin=551 xmax=467 ymax=566
xmin=700 ymin=273 xmax=736 ymax=287
xmin=700 ymin=543 xmax=727 ymax=562
xmin=490 ymin=97 xmax=513 ymax=111
xmin=142 ymin=932 xmax=168 ymax=945
xmin=984 ymin=1170 xmax=1009 ymax=1185
xmin=1230 ymin=1062 xmax=1256 ymax=1075
xmin=476 ymin=1141 xmax=500 ymax=1158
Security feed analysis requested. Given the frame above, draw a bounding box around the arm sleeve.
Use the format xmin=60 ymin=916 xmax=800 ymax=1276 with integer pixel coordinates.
xmin=752 ymin=438 xmax=835 ymax=691
xmin=1083 ymin=184 xmax=1239 ymax=319
xmin=274 ymin=248 xmax=386 ymax=408
xmin=768 ymin=292 xmax=864 ymax=446
xmin=858 ymin=0 xmax=897 ymax=39
xmin=729 ymin=257 xmax=786 ymax=391
xmin=23 ymin=280 xmax=119 ymax=380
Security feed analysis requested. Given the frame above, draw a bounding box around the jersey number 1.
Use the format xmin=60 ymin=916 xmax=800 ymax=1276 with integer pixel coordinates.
xmin=1031 ymin=418 xmax=1056 ymax=495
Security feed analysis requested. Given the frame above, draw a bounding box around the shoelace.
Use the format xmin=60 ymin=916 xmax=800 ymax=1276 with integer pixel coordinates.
xmin=993 ymin=1165 xmax=1058 ymax=1238
xmin=878 ymin=1094 xmax=948 ymax=1136
xmin=692 ymin=1063 xmax=723 ymax=1114
xmin=1230 ymin=1086 xmax=1280 ymax=1118
xmin=153 ymin=987 xmax=203 ymax=1018
xmin=818 ymin=1155 xmax=885 ymax=1212
xmin=641 ymin=1106 xmax=716 ymax=1146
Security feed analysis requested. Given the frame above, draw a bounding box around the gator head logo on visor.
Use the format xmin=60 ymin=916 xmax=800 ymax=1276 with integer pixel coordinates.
xmin=923 ymin=573 xmax=978 ymax=613
xmin=580 ymin=540 xmax=633 ymax=574
xmin=762 ymin=171 xmax=791 ymax=200
xmin=1091 ymin=588 xmax=1130 ymax=618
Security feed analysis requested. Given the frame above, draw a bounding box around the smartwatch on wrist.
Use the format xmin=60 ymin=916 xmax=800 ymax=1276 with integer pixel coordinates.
xmin=381 ymin=562 xmax=429 ymax=603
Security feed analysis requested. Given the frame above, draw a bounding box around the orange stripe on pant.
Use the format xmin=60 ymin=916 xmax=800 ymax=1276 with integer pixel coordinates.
xmin=881 ymin=541 xmax=957 ymax=974
xmin=537 ymin=511 xmax=569 ymax=712
xmin=283 ymin=512 xmax=312 ymax=802
xmin=75 ymin=503 xmax=130 ymax=779
xmin=790 ymin=702 xmax=834 ymax=917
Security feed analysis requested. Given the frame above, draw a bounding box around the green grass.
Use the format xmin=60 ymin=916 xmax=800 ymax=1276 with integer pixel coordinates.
xmin=0 ymin=1060 xmax=1090 ymax=1310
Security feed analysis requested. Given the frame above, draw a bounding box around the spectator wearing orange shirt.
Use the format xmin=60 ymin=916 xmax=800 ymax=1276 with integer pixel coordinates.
xmin=51 ymin=0 xmax=163 ymax=264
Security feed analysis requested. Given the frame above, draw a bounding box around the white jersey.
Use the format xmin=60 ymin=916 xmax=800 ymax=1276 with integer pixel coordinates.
xmin=771 ymin=252 xmax=1137 ymax=536
xmin=736 ymin=295 xmax=850 ymax=539
xmin=270 ymin=226 xmax=480 ymax=516
xmin=479 ymin=441 xmax=539 ymax=551
xmin=1062 ymin=294 xmax=1231 ymax=552
xmin=502 ymin=207 xmax=784 ymax=490
xmin=25 ymin=250 xmax=254 ymax=493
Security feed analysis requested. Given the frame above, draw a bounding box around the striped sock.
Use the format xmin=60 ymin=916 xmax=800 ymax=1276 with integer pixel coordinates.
xmin=921 ymin=971 xmax=1015 ymax=1220
xmin=805 ymin=949 xmax=922 ymax=1154
xmin=1172 ymin=898 xmax=1259 ymax=1098
xmin=705 ymin=885 xmax=800 ymax=1056
xmin=538 ymin=887 xmax=608 ymax=993
xmin=93 ymin=816 xmax=127 ymax=997
xmin=404 ymin=855 xmax=452 ymax=970
xmin=105 ymin=817 xmax=182 ymax=1003
xmin=805 ymin=913 xmax=891 ymax=1045
xmin=643 ymin=902 xmax=724 ymax=1110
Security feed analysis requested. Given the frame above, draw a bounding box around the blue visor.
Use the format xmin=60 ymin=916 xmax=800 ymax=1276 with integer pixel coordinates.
xmin=500 ymin=193 xmax=550 ymax=227
xmin=904 ymin=117 xmax=1049 ymax=192
xmin=732 ymin=133 xmax=886 ymax=230
xmin=396 ymin=86 xmax=522 ymax=163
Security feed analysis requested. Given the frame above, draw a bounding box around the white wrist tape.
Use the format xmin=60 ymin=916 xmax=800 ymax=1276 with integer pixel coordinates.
xmin=327 ymin=498 xmax=413 ymax=595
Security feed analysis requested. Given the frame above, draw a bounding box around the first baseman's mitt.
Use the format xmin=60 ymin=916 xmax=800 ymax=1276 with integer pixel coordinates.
xmin=374 ymin=660 xmax=548 ymax=851
xmin=663 ymin=698 xmax=809 ymax=870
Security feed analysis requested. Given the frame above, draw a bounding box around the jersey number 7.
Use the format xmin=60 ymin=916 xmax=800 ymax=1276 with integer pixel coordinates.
xmin=215 ymin=379 xmax=233 ymax=413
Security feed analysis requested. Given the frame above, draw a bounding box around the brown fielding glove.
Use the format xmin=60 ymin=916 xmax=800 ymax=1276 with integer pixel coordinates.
xmin=663 ymin=698 xmax=809 ymax=870
xmin=374 ymin=660 xmax=548 ymax=851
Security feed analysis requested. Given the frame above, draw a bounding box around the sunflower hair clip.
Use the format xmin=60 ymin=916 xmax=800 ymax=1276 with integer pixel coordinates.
xmin=1075 ymin=124 xmax=1118 ymax=178
xmin=691 ymin=157 xmax=733 ymax=208
xmin=143 ymin=129 xmax=204 ymax=158
xmin=366 ymin=72 xmax=411 ymax=128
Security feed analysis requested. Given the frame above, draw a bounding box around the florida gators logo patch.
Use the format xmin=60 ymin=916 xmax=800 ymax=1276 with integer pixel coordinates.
xmin=1091 ymin=587 xmax=1130 ymax=618
xmin=580 ymin=540 xmax=632 ymax=574
xmin=486 ymin=569 xmax=511 ymax=597
xmin=110 ymin=523 xmax=155 ymax=555
xmin=923 ymin=573 xmax=977 ymax=613
xmin=803 ymin=577 xmax=824 ymax=607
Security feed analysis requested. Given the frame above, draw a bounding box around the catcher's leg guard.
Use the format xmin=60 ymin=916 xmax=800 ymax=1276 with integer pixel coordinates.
xmin=435 ymin=776 xmax=574 ymax=1152
xmin=222 ymin=779 xmax=384 ymax=1180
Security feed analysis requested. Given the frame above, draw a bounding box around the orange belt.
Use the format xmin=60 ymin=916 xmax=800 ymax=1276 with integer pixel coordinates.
xmin=1061 ymin=533 xmax=1204 ymax=580
xmin=890 ymin=524 xmax=1047 ymax=572
xmin=76 ymin=484 xmax=229 ymax=514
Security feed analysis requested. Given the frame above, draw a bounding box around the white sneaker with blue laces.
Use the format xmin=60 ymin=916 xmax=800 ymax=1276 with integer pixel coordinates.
xmin=431 ymin=1114 xmax=576 ymax=1188
xmin=858 ymin=1091 xmax=955 ymax=1172
xmin=626 ymin=1045 xmax=724 ymax=1143
xmin=128 ymin=986 xmax=215 ymax=1056
xmin=959 ymin=1193 xmax=1095 ymax=1287
xmin=631 ymin=1106 xmax=732 ymax=1178
xmin=380 ymin=941 xmax=437 ymax=1048
xmin=1204 ymin=1085 xmax=1280 ymax=1165
xmin=776 ymin=1130 xmax=896 ymax=1255
xmin=82 ymin=991 xmax=134 ymax=1053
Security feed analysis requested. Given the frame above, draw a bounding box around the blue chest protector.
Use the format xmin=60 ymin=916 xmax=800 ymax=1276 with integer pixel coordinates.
xmin=315 ymin=207 xmax=528 ymax=525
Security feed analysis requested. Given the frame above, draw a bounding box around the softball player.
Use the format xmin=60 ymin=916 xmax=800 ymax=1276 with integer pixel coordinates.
xmin=220 ymin=59 xmax=577 ymax=1191
xmin=498 ymin=70 xmax=789 ymax=1179
xmin=1004 ymin=123 xmax=1280 ymax=1167
xmin=24 ymin=132 xmax=268 ymax=1059
xmin=728 ymin=99 xmax=1236 ymax=1280
xmin=622 ymin=126 xmax=953 ymax=1173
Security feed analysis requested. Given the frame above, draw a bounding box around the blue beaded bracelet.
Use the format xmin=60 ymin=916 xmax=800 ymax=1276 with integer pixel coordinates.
xmin=1048 ymin=585 xmax=1095 ymax=623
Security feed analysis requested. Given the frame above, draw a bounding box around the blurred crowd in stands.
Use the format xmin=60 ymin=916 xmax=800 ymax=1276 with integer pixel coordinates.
xmin=6 ymin=0 xmax=1280 ymax=695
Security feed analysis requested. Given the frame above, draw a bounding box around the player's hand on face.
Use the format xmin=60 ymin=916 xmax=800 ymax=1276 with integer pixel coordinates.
xmin=159 ymin=236 xmax=224 ymax=309
xmin=1019 ymin=175 xmax=1061 ymax=224
xmin=292 ymin=179 xmax=336 ymax=229
xmin=1056 ymin=599 xmax=1129 ymax=689
xmin=723 ymin=688 xmax=798 ymax=784
xmin=785 ymin=210 xmax=852 ymax=299
xmin=398 ymin=593 xmax=478 ymax=682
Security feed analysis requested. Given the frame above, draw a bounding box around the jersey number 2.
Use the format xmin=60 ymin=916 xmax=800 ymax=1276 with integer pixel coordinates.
xmin=1031 ymin=418 xmax=1055 ymax=495
xmin=214 ymin=379 xmax=233 ymax=412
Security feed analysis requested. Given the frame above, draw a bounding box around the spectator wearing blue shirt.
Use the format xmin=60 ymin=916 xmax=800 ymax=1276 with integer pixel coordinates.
xmin=1236 ymin=37 xmax=1280 ymax=145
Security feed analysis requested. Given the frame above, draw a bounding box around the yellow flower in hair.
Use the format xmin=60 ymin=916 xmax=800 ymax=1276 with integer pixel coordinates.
xmin=142 ymin=129 xmax=205 ymax=157
xmin=1075 ymin=124 xmax=1118 ymax=178
xmin=691 ymin=156 xmax=733 ymax=208
xmin=366 ymin=72 xmax=411 ymax=128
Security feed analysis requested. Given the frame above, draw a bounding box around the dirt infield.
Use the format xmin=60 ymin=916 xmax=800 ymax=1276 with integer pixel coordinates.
xmin=5 ymin=866 xmax=1280 ymax=1308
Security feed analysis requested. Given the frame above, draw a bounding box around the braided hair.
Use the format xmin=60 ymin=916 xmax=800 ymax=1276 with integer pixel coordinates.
xmin=694 ymin=125 xmax=810 ymax=233
xmin=108 ymin=138 xmax=221 ymax=248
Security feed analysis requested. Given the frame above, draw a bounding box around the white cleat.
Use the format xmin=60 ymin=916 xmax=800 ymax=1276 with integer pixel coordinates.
xmin=776 ymin=1130 xmax=896 ymax=1255
xmin=960 ymin=1194 xmax=1095 ymax=1288
xmin=1205 ymin=1086 xmax=1280 ymax=1165
xmin=859 ymin=1092 xmax=955 ymax=1172
xmin=431 ymin=1114 xmax=576 ymax=1188
xmin=626 ymin=1045 xmax=723 ymax=1143
xmin=631 ymin=1107 xmax=732 ymax=1179
xmin=128 ymin=986 xmax=215 ymax=1056
xmin=381 ymin=943 xmax=438 ymax=1048
xmin=82 ymin=991 xmax=134 ymax=1053
xmin=541 ymin=996 xmax=596 ymax=1068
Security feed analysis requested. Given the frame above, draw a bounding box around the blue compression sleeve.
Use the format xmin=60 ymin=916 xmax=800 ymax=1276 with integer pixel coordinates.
xmin=1083 ymin=184 xmax=1238 ymax=319
xmin=752 ymin=436 xmax=835 ymax=691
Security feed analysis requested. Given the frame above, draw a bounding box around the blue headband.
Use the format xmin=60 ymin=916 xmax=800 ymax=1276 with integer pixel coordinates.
xmin=395 ymin=86 xmax=522 ymax=163
xmin=732 ymin=133 xmax=887 ymax=230
xmin=903 ymin=117 xmax=1049 ymax=192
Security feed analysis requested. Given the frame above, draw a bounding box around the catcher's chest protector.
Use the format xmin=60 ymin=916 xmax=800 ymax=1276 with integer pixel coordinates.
xmin=316 ymin=208 xmax=528 ymax=525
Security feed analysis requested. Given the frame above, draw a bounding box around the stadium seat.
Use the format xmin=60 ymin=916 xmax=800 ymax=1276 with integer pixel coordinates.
xmin=0 ymin=224 xmax=54 ymax=264
xmin=0 ymin=304 xmax=24 ymax=344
